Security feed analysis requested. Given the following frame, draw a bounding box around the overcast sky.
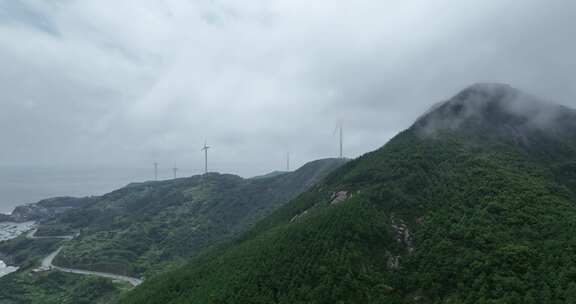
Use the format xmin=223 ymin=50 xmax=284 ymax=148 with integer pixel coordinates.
xmin=1 ymin=0 xmax=575 ymax=177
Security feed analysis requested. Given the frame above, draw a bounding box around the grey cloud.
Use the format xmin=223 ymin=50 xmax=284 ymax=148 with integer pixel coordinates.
xmin=0 ymin=0 xmax=575 ymax=177
xmin=0 ymin=0 xmax=59 ymax=35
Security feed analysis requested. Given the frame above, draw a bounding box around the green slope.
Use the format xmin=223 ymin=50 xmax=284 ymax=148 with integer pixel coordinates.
xmin=38 ymin=158 xmax=346 ymax=277
xmin=0 ymin=271 xmax=128 ymax=304
xmin=121 ymin=83 xmax=576 ymax=304
xmin=0 ymin=159 xmax=344 ymax=304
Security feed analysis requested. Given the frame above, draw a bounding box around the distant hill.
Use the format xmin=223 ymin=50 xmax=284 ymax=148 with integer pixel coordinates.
xmin=122 ymin=83 xmax=576 ymax=303
xmin=250 ymin=170 xmax=289 ymax=180
xmin=40 ymin=158 xmax=347 ymax=277
xmin=0 ymin=196 xmax=98 ymax=223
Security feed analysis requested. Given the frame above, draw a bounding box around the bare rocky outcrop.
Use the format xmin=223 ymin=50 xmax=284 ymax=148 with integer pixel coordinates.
xmin=291 ymin=190 xmax=352 ymax=223
xmin=330 ymin=191 xmax=349 ymax=205
xmin=384 ymin=216 xmax=415 ymax=270
xmin=387 ymin=253 xmax=401 ymax=270
xmin=391 ymin=215 xmax=414 ymax=253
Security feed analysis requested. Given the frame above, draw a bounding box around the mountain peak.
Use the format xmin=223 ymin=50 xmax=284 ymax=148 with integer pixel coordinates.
xmin=460 ymin=82 xmax=516 ymax=96
xmin=413 ymin=83 xmax=576 ymax=137
xmin=451 ymin=82 xmax=521 ymax=108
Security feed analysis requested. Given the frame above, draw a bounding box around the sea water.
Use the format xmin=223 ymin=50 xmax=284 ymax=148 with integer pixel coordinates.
xmin=0 ymin=167 xmax=154 ymax=278
xmin=0 ymin=166 xmax=157 ymax=214
xmin=0 ymin=221 xmax=36 ymax=278
xmin=0 ymin=166 xmax=192 ymax=278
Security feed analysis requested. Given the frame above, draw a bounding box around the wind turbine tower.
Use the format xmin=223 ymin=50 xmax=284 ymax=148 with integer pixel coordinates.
xmin=173 ymin=165 xmax=178 ymax=179
xmin=335 ymin=121 xmax=343 ymax=159
xmin=286 ymin=152 xmax=290 ymax=171
xmin=154 ymin=162 xmax=158 ymax=181
xmin=202 ymin=141 xmax=210 ymax=174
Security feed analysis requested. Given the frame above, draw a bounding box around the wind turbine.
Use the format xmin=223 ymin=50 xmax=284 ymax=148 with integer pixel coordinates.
xmin=201 ymin=141 xmax=210 ymax=174
xmin=334 ymin=120 xmax=343 ymax=159
xmin=286 ymin=151 xmax=291 ymax=171
xmin=173 ymin=165 xmax=178 ymax=179
xmin=154 ymin=162 xmax=158 ymax=181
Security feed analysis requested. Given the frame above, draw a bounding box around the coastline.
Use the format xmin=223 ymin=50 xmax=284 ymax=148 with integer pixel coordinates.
xmin=0 ymin=260 xmax=18 ymax=277
xmin=0 ymin=221 xmax=36 ymax=242
xmin=0 ymin=221 xmax=36 ymax=278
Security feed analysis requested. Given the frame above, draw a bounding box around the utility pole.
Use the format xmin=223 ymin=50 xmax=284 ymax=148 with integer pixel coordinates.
xmin=286 ymin=152 xmax=290 ymax=171
xmin=154 ymin=162 xmax=158 ymax=181
xmin=202 ymin=141 xmax=210 ymax=174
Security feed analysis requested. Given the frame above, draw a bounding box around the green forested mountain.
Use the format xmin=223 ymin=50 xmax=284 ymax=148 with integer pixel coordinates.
xmin=0 ymin=158 xmax=344 ymax=304
xmin=43 ymin=158 xmax=346 ymax=277
xmin=121 ymin=83 xmax=576 ymax=304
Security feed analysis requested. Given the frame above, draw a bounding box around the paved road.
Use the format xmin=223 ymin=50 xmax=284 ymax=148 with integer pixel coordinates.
xmin=39 ymin=247 xmax=61 ymax=270
xmin=29 ymin=229 xmax=143 ymax=286
xmin=26 ymin=228 xmax=74 ymax=240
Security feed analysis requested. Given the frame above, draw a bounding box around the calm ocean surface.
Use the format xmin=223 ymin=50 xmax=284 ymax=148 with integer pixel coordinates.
xmin=0 ymin=167 xmax=178 ymax=214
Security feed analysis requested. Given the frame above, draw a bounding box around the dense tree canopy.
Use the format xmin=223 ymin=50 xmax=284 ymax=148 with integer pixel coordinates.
xmin=122 ymin=84 xmax=576 ymax=304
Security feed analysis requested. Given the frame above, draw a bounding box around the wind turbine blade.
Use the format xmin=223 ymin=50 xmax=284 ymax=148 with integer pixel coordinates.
xmin=333 ymin=120 xmax=343 ymax=135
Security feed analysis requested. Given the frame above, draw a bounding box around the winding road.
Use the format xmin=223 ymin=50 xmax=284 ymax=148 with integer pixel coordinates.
xmin=29 ymin=229 xmax=143 ymax=286
xmin=26 ymin=228 xmax=74 ymax=240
